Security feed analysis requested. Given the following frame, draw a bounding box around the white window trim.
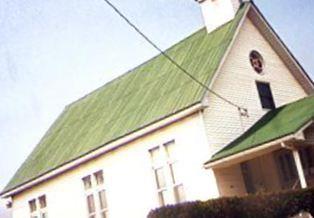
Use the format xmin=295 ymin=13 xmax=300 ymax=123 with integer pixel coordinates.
xmin=29 ymin=195 xmax=47 ymax=218
xmin=83 ymin=170 xmax=108 ymax=218
xmin=149 ymin=140 xmax=185 ymax=206
xmin=165 ymin=142 xmax=185 ymax=203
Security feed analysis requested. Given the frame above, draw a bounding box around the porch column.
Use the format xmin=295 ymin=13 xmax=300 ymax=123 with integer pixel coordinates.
xmin=292 ymin=149 xmax=307 ymax=189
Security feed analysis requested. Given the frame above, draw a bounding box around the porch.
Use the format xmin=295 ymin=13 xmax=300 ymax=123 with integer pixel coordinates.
xmin=212 ymin=123 xmax=314 ymax=196
xmin=205 ymin=96 xmax=314 ymax=196
xmin=215 ymin=148 xmax=314 ymax=197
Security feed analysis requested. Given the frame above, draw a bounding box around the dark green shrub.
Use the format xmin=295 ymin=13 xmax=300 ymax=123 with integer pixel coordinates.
xmin=148 ymin=188 xmax=314 ymax=218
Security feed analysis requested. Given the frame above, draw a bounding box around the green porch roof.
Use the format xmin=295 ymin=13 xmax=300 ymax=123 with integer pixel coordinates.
xmin=209 ymin=95 xmax=314 ymax=164
xmin=2 ymin=3 xmax=249 ymax=194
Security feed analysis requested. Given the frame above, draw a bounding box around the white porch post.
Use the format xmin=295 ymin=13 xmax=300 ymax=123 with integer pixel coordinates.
xmin=292 ymin=149 xmax=307 ymax=189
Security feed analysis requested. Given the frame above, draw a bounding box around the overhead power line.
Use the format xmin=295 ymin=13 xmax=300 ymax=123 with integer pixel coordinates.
xmin=102 ymin=0 xmax=248 ymax=114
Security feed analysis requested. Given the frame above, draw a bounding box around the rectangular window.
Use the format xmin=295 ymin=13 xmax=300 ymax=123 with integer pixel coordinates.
xmin=165 ymin=141 xmax=185 ymax=203
xmin=256 ymin=82 xmax=276 ymax=110
xmin=174 ymin=184 xmax=185 ymax=203
xmin=150 ymin=140 xmax=186 ymax=206
xmin=157 ymin=190 xmax=166 ymax=206
xmin=83 ymin=171 xmax=108 ymax=218
xmin=38 ymin=195 xmax=47 ymax=218
xmin=38 ymin=196 xmax=46 ymax=209
xmin=83 ymin=176 xmax=92 ymax=190
xmin=165 ymin=141 xmax=176 ymax=160
xmin=29 ymin=200 xmax=37 ymax=213
xmin=98 ymin=190 xmax=108 ymax=218
xmin=94 ymin=171 xmax=104 ymax=186
xmin=87 ymin=195 xmax=96 ymax=217
xmin=154 ymin=168 xmax=166 ymax=189
xmin=169 ymin=162 xmax=183 ymax=186
xmin=150 ymin=147 xmax=162 ymax=166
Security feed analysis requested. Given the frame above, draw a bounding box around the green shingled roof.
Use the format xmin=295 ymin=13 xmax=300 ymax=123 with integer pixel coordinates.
xmin=208 ymin=95 xmax=314 ymax=164
xmin=2 ymin=3 xmax=249 ymax=194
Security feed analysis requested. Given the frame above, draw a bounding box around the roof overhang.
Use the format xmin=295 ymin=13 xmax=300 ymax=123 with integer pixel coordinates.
xmin=205 ymin=120 xmax=313 ymax=169
xmin=1 ymin=103 xmax=205 ymax=198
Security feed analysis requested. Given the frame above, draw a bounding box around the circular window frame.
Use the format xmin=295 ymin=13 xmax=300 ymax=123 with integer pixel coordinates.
xmin=249 ymin=50 xmax=265 ymax=74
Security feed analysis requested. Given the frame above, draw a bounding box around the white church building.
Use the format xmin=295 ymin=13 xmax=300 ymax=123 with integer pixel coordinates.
xmin=1 ymin=0 xmax=314 ymax=217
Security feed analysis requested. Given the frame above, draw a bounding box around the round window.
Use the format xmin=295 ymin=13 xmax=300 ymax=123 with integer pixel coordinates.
xmin=249 ymin=50 xmax=264 ymax=74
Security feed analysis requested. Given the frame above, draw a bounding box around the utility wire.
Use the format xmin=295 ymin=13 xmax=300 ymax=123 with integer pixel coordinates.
xmin=102 ymin=0 xmax=248 ymax=114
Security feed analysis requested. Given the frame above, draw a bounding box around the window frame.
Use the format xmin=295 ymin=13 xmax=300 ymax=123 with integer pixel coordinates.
xmin=149 ymin=140 xmax=186 ymax=206
xmin=29 ymin=199 xmax=37 ymax=218
xmin=28 ymin=195 xmax=48 ymax=218
xmin=164 ymin=141 xmax=185 ymax=203
xmin=97 ymin=189 xmax=108 ymax=218
xmin=82 ymin=170 xmax=109 ymax=218
xmin=249 ymin=50 xmax=265 ymax=74
xmin=86 ymin=194 xmax=97 ymax=218
xmin=149 ymin=146 xmax=168 ymax=206
xmin=38 ymin=195 xmax=48 ymax=218
xmin=256 ymin=81 xmax=276 ymax=110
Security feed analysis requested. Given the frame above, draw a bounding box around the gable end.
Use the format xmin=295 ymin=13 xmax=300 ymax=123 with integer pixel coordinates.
xmin=247 ymin=3 xmax=314 ymax=94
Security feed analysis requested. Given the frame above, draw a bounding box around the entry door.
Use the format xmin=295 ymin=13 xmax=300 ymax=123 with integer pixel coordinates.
xmin=240 ymin=159 xmax=267 ymax=194
xmin=241 ymin=162 xmax=255 ymax=194
xmin=275 ymin=150 xmax=298 ymax=189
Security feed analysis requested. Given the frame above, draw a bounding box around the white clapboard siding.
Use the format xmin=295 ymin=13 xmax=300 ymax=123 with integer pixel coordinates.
xmin=203 ymin=17 xmax=307 ymax=156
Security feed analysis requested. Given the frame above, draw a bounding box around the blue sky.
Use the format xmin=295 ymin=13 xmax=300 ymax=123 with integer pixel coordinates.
xmin=0 ymin=0 xmax=313 ymax=214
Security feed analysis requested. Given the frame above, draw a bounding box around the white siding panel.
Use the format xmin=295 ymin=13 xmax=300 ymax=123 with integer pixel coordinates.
xmin=203 ymin=18 xmax=307 ymax=155
xmin=214 ymin=153 xmax=281 ymax=197
xmin=214 ymin=164 xmax=246 ymax=196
